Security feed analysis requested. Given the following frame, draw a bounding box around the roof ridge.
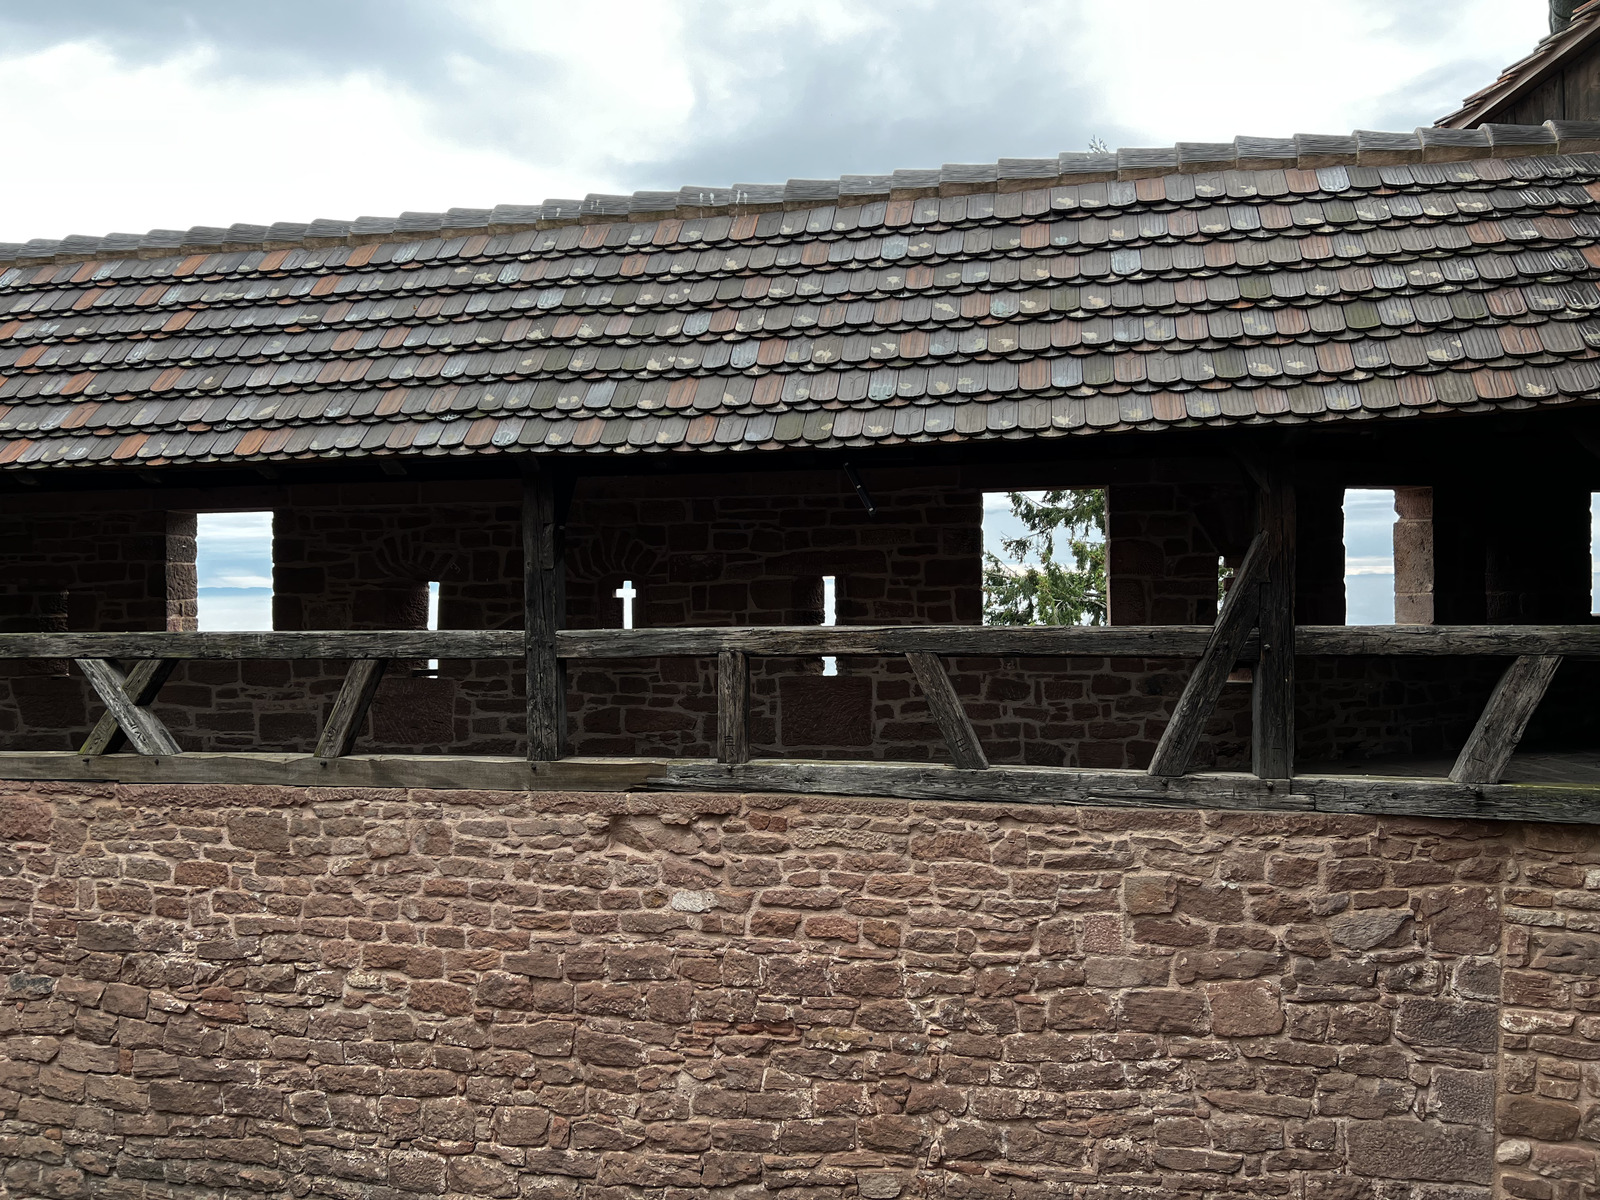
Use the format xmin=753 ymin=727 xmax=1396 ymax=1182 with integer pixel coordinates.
xmin=7 ymin=120 xmax=1600 ymax=272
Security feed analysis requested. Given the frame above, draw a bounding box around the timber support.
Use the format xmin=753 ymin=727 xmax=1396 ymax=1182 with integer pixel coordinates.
xmin=524 ymin=470 xmax=566 ymax=761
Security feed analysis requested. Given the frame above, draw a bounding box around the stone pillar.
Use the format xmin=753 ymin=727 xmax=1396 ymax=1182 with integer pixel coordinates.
xmin=1398 ymin=484 xmax=1591 ymax=626
xmin=1295 ymin=485 xmax=1346 ymax=625
xmin=1485 ymin=482 xmax=1591 ymax=623
xmin=166 ymin=512 xmax=198 ymax=632
xmin=1108 ymin=484 xmax=1247 ymax=625
xmin=1431 ymin=485 xmax=1489 ymax=625
xmin=1393 ymin=487 xmax=1435 ymax=624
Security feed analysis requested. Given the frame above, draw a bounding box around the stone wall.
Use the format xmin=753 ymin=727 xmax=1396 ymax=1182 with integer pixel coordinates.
xmin=2 ymin=781 xmax=1599 ymax=1200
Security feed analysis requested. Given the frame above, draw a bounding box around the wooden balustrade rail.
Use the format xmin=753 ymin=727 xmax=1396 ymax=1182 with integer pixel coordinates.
xmin=3 ymin=623 xmax=1600 ymax=661
xmin=1 ymin=622 xmax=1591 ymax=789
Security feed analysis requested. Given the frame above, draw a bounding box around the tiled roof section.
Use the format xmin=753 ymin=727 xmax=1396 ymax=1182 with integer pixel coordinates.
xmin=7 ymin=140 xmax=1600 ymax=468
xmin=1438 ymin=1 xmax=1600 ymax=128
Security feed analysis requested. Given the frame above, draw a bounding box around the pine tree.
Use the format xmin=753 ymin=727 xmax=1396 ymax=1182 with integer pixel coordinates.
xmin=983 ymin=489 xmax=1107 ymax=626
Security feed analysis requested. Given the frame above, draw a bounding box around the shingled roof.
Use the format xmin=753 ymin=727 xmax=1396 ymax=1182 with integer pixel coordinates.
xmin=7 ymin=125 xmax=1600 ymax=472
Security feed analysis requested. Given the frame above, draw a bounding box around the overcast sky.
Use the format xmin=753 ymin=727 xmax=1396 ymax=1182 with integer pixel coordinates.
xmin=0 ymin=0 xmax=1550 ymax=244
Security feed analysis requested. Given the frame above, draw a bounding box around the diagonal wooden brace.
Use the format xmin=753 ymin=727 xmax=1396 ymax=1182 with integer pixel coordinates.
xmin=315 ymin=659 xmax=388 ymax=759
xmin=906 ymin=651 xmax=988 ymax=771
xmin=79 ymin=658 xmax=178 ymax=756
xmin=76 ymin=658 xmax=182 ymax=757
xmin=1449 ymin=654 xmax=1562 ymax=784
xmin=1147 ymin=532 xmax=1268 ymax=778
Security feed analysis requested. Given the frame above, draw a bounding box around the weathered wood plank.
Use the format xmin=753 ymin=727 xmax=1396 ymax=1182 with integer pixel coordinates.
xmin=0 ymin=752 xmax=667 ymax=792
xmin=717 ymin=650 xmax=751 ymax=765
xmin=0 ymin=631 xmax=522 ymax=659
xmin=524 ymin=472 xmax=566 ymax=761
xmin=1449 ymin=655 xmax=1564 ymax=784
xmin=75 ymin=659 xmax=182 ymax=757
xmin=556 ymin=624 xmax=1219 ymax=658
xmin=1147 ymin=533 xmax=1266 ymax=777
xmin=652 ymin=760 xmax=1600 ymax=825
xmin=79 ymin=658 xmax=177 ymax=756
xmin=906 ymin=651 xmax=988 ymax=770
xmin=559 ymin=624 xmax=1600 ymax=660
xmin=3 ymin=751 xmax=1599 ymax=825
xmin=1253 ymin=474 xmax=1296 ymax=780
xmin=314 ymin=659 xmax=388 ymax=759
xmin=11 ymin=624 xmax=1600 ymax=661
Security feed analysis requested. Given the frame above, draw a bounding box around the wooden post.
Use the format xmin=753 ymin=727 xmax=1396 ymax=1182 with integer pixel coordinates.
xmin=79 ymin=658 xmax=177 ymax=755
xmin=314 ymin=659 xmax=388 ymax=759
xmin=1252 ymin=474 xmax=1296 ymax=780
xmin=524 ymin=470 xmax=566 ymax=760
xmin=905 ymin=651 xmax=988 ymax=770
xmin=717 ymin=649 xmax=750 ymax=765
xmin=1450 ymin=654 xmax=1562 ymax=784
xmin=75 ymin=659 xmax=182 ymax=756
xmin=1147 ymin=533 xmax=1267 ymax=777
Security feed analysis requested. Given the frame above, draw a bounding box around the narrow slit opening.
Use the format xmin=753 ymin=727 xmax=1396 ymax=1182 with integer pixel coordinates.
xmin=425 ymin=581 xmax=440 ymax=673
xmin=822 ymin=575 xmax=837 ymax=677
xmin=615 ymin=579 xmax=637 ymax=630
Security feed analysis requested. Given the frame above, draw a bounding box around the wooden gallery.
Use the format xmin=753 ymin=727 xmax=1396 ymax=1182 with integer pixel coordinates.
xmin=7 ymin=16 xmax=1600 ymax=1200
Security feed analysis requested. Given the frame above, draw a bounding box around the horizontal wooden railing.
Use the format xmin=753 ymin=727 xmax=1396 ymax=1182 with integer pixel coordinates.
xmin=2 ymin=624 xmax=1600 ymax=661
xmin=0 ymin=623 xmax=1592 ymax=791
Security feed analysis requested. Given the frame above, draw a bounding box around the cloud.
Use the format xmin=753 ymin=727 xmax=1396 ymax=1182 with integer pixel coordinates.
xmin=0 ymin=0 xmax=1552 ymax=244
xmin=0 ymin=39 xmax=624 ymax=243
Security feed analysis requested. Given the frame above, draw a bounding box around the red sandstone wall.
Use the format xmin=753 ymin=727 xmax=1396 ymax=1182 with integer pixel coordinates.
xmin=1 ymin=782 xmax=1597 ymax=1199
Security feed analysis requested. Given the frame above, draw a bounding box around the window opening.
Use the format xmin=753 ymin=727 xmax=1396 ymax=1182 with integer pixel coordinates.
xmin=822 ymin=575 xmax=838 ymax=677
xmin=195 ymin=512 xmax=274 ymax=631
xmin=614 ymin=579 xmax=637 ymax=630
xmin=1591 ymin=494 xmax=1600 ymax=615
xmin=981 ymin=489 xmax=1106 ymax=626
xmin=1343 ymin=489 xmax=1396 ymax=625
xmin=426 ymin=581 xmax=440 ymax=673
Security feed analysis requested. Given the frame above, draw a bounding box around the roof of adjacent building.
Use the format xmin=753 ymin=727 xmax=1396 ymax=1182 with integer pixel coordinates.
xmin=7 ymin=123 xmax=1600 ymax=472
xmin=1439 ymin=1 xmax=1600 ymax=129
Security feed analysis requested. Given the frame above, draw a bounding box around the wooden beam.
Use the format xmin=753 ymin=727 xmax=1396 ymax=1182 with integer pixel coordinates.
xmin=1449 ymin=654 xmax=1563 ymax=784
xmin=0 ymin=751 xmax=666 ymax=792
xmin=1147 ymin=533 xmax=1267 ymax=777
xmin=78 ymin=658 xmax=177 ymax=756
xmin=10 ymin=623 xmax=1600 ymax=662
xmin=906 ymin=651 xmax=988 ymax=770
xmin=0 ymin=630 xmax=521 ymax=660
xmin=74 ymin=659 xmax=182 ymax=757
xmin=3 ymin=750 xmax=1600 ymax=825
xmin=559 ymin=624 xmax=1600 ymax=660
xmin=314 ymin=659 xmax=388 ymax=759
xmin=524 ymin=471 xmax=566 ymax=760
xmin=716 ymin=650 xmax=750 ymax=765
xmin=653 ymin=760 xmax=1600 ymax=825
xmin=559 ymin=624 xmax=1220 ymax=658
xmin=1252 ymin=474 xmax=1296 ymax=780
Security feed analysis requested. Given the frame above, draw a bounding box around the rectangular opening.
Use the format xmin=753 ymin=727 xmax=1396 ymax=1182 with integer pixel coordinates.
xmin=426 ymin=580 xmax=440 ymax=672
xmin=981 ymin=489 xmax=1106 ymax=625
xmin=1591 ymin=494 xmax=1599 ymax=615
xmin=196 ymin=512 xmax=274 ymax=631
xmin=822 ymin=575 xmax=837 ymax=677
xmin=614 ymin=579 xmax=637 ymax=629
xmin=1343 ymin=489 xmax=1396 ymax=625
